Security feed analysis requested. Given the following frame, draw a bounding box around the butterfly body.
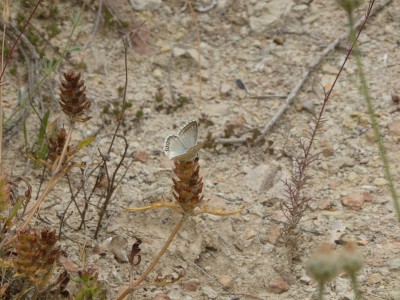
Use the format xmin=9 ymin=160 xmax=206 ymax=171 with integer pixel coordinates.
xmin=164 ymin=121 xmax=202 ymax=161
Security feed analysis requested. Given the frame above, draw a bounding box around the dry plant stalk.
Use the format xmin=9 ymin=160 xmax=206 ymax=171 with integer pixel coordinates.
xmin=281 ymin=0 xmax=376 ymax=260
xmin=20 ymin=71 xmax=92 ymax=231
xmin=117 ymin=123 xmax=241 ymax=299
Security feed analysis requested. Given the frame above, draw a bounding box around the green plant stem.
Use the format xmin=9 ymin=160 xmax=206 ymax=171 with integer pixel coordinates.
xmin=350 ymin=272 xmax=361 ymax=300
xmin=318 ymin=281 xmax=325 ymax=300
xmin=115 ymin=214 xmax=188 ymax=300
xmin=348 ymin=11 xmax=400 ymax=223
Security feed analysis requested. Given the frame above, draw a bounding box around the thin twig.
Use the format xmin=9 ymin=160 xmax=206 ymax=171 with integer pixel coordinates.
xmin=107 ymin=38 xmax=130 ymax=155
xmin=92 ymin=38 xmax=131 ymax=238
xmin=94 ymin=135 xmax=128 ymax=239
xmin=59 ymin=174 xmax=84 ymax=234
xmin=280 ymin=1 xmax=384 ymax=260
xmin=0 ymin=0 xmax=42 ymax=82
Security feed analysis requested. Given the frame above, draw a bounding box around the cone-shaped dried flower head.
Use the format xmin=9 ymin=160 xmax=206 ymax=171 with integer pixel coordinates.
xmin=307 ymin=243 xmax=338 ymax=284
xmin=340 ymin=242 xmax=363 ymax=274
xmin=59 ymin=72 xmax=91 ymax=122
xmin=13 ymin=228 xmax=60 ymax=284
xmin=172 ymin=157 xmax=203 ymax=214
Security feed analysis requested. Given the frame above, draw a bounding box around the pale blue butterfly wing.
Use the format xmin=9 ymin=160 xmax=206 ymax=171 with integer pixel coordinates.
xmin=178 ymin=120 xmax=198 ymax=149
xmin=164 ymin=135 xmax=187 ymax=159
xmin=164 ymin=121 xmax=201 ymax=161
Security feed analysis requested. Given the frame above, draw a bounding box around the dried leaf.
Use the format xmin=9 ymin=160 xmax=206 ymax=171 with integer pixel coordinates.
xmin=128 ymin=238 xmax=142 ymax=266
xmin=76 ymin=135 xmax=96 ymax=150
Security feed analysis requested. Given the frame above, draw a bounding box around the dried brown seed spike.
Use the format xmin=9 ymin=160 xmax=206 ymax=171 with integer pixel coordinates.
xmin=172 ymin=157 xmax=203 ymax=214
xmin=13 ymin=228 xmax=61 ymax=285
xmin=48 ymin=128 xmax=69 ymax=164
xmin=59 ymin=71 xmax=91 ymax=122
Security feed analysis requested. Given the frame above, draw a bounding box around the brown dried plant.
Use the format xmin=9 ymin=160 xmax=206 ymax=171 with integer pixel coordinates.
xmin=117 ymin=122 xmax=242 ymax=299
xmin=280 ymin=0 xmax=376 ymax=261
xmin=59 ymin=72 xmax=91 ymax=123
xmin=125 ymin=157 xmax=240 ymax=218
xmin=61 ymin=43 xmax=132 ymax=239
xmin=47 ymin=128 xmax=68 ymax=165
xmin=0 ymin=174 xmax=31 ymax=242
xmin=12 ymin=228 xmax=60 ymax=286
xmin=0 ymin=228 xmax=60 ymax=298
xmin=20 ymin=71 xmax=94 ymax=231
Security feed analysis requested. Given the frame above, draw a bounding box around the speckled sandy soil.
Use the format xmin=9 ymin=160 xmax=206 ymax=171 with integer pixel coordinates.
xmin=3 ymin=0 xmax=400 ymax=299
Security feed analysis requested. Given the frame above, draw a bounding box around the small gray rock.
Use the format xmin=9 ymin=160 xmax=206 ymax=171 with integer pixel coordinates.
xmin=130 ymin=0 xmax=161 ymax=11
xmin=244 ymin=164 xmax=280 ymax=192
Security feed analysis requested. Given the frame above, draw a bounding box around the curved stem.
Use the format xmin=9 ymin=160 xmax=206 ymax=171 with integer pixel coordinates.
xmin=116 ymin=214 xmax=188 ymax=300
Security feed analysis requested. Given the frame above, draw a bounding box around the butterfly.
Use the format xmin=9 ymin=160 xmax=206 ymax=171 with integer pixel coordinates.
xmin=164 ymin=120 xmax=202 ymax=161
